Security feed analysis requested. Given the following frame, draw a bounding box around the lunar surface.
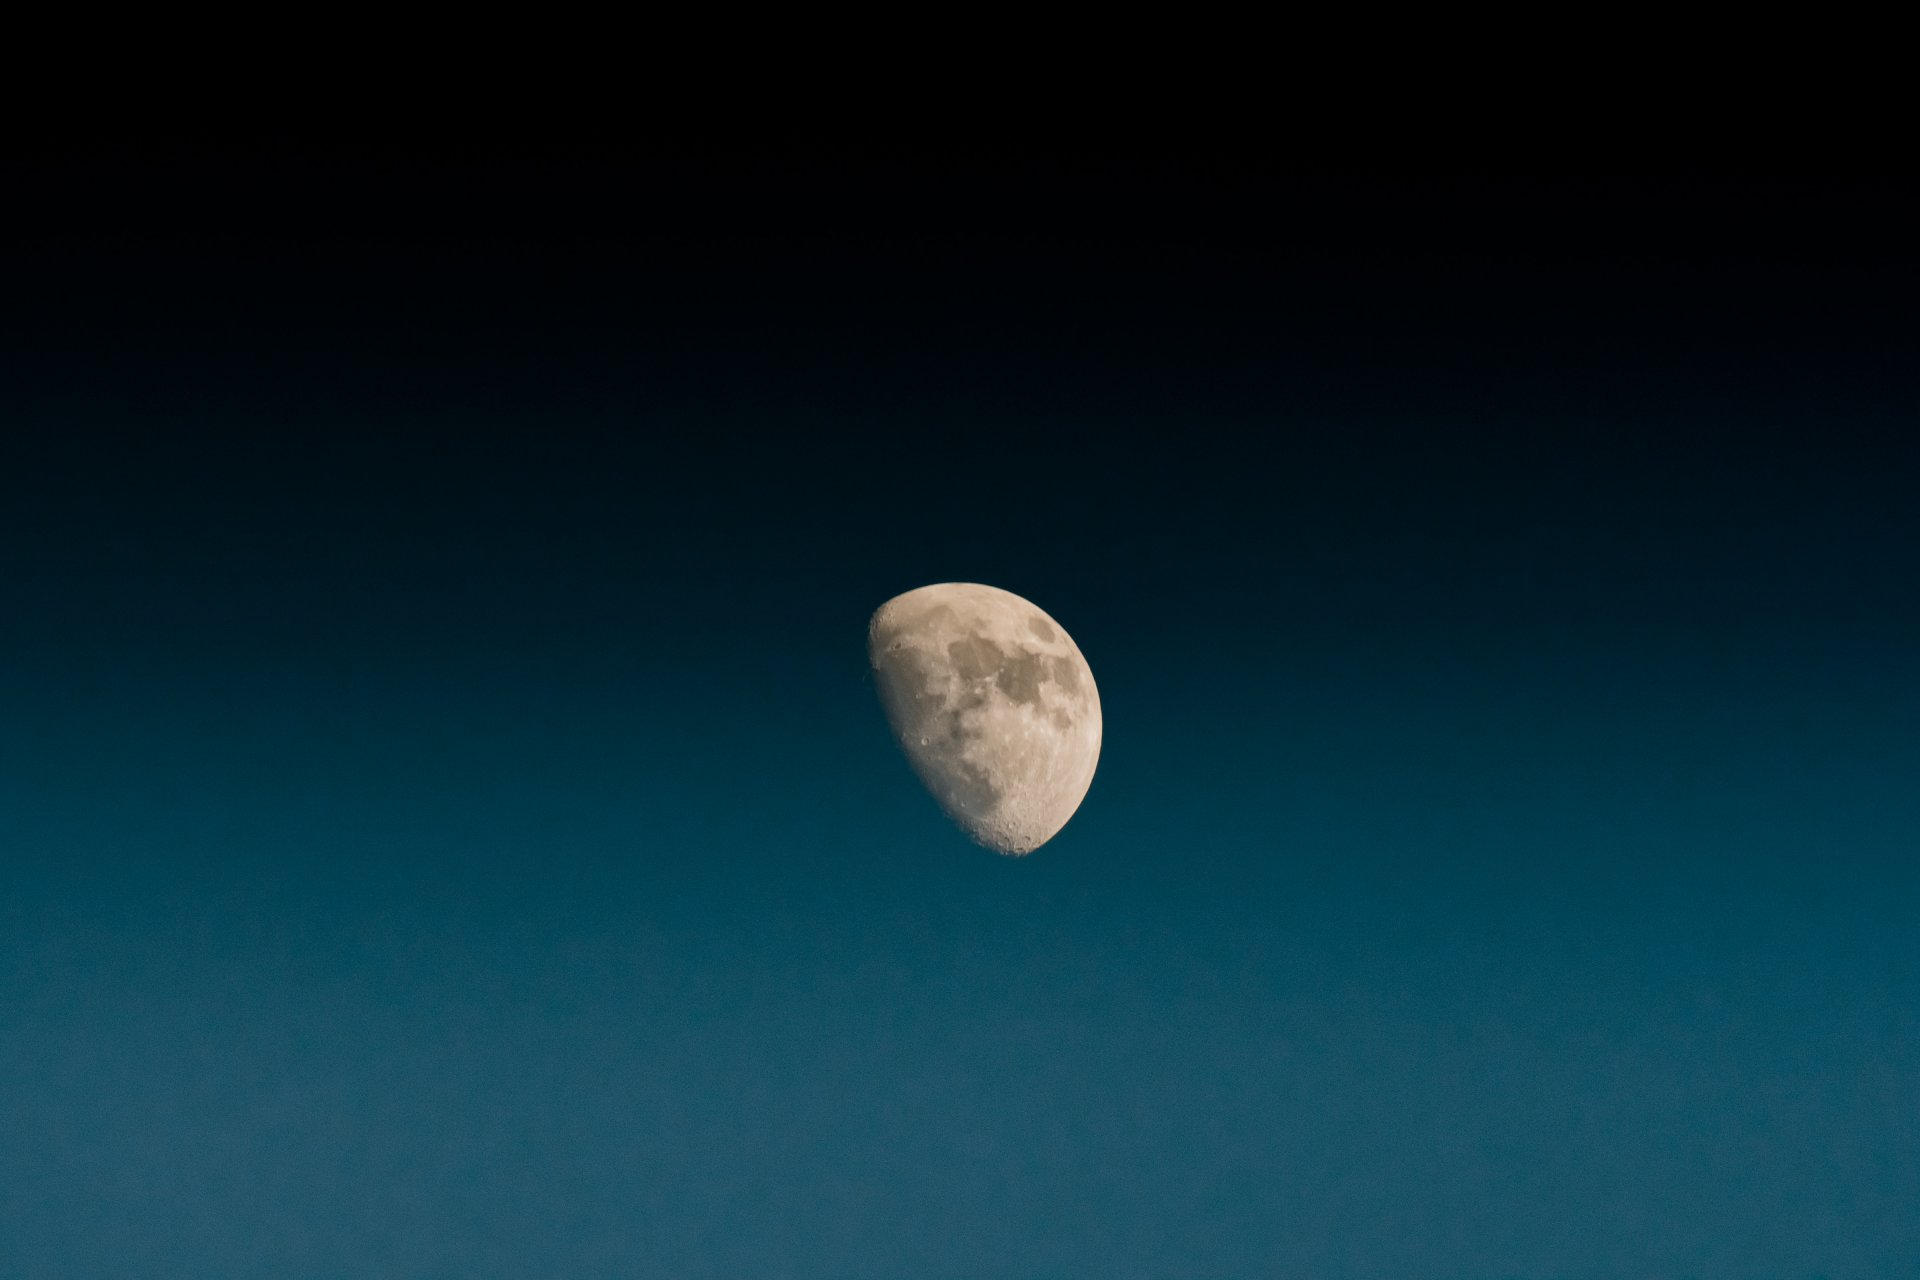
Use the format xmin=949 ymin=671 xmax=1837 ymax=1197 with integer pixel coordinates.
xmin=869 ymin=583 xmax=1101 ymax=855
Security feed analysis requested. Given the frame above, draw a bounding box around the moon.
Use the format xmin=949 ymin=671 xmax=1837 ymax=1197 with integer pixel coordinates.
xmin=868 ymin=582 xmax=1102 ymax=855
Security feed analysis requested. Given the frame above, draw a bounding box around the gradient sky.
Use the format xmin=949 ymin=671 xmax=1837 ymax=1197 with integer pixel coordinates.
xmin=4 ymin=156 xmax=1918 ymax=1278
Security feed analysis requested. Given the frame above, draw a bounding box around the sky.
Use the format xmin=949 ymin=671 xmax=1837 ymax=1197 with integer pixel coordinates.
xmin=3 ymin=154 xmax=1918 ymax=1278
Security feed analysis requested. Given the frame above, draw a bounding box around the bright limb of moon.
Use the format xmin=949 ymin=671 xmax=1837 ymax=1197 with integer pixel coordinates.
xmin=868 ymin=582 xmax=1101 ymax=855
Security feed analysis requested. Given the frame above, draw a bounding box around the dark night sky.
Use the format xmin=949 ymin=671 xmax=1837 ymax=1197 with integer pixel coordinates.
xmin=3 ymin=150 xmax=1918 ymax=1277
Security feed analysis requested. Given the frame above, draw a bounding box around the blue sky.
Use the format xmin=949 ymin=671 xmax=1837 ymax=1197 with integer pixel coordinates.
xmin=4 ymin=164 xmax=1918 ymax=1277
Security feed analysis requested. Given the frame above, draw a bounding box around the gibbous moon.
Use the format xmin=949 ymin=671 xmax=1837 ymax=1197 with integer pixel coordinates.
xmin=869 ymin=582 xmax=1102 ymax=855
